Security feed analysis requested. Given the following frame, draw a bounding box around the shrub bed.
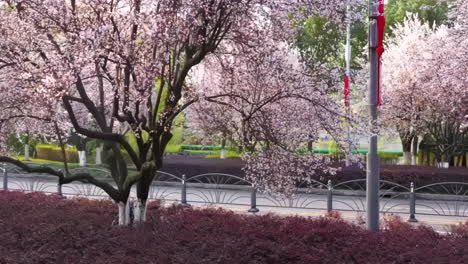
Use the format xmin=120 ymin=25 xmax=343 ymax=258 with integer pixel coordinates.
xmin=0 ymin=192 xmax=467 ymax=264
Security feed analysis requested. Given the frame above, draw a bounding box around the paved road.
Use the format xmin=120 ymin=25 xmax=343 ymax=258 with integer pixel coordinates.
xmin=4 ymin=174 xmax=468 ymax=232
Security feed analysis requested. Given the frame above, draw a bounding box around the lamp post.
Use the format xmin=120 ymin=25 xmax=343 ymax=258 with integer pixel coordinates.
xmin=366 ymin=0 xmax=385 ymax=232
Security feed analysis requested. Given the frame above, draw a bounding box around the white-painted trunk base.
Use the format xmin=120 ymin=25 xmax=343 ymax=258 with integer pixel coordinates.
xmin=118 ymin=202 xmax=131 ymax=226
xmin=220 ymin=149 xmax=226 ymax=159
xmin=133 ymin=199 xmax=147 ymax=224
xmin=24 ymin=145 xmax=30 ymax=161
xmin=95 ymin=145 xmax=103 ymax=165
xmin=437 ymin=162 xmax=449 ymax=169
xmin=401 ymin=152 xmax=412 ymax=165
xmin=345 ymin=155 xmax=351 ymax=167
xmin=78 ymin=151 xmax=87 ymax=167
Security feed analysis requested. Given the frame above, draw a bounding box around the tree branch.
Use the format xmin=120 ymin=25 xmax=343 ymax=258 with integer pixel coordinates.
xmin=63 ymin=96 xmax=142 ymax=169
xmin=0 ymin=156 xmax=63 ymax=177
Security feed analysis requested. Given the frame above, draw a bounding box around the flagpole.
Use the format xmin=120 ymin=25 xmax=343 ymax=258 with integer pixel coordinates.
xmin=345 ymin=1 xmax=352 ymax=167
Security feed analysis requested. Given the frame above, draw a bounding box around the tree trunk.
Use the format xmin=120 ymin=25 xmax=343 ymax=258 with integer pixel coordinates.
xmin=55 ymin=122 xmax=69 ymax=174
xmin=24 ymin=144 xmax=30 ymax=161
xmin=220 ymin=149 xmax=226 ymax=159
xmin=135 ymin=162 xmax=158 ymax=224
xmin=24 ymin=134 xmax=30 ymax=161
xmin=118 ymin=201 xmax=135 ymax=226
xmin=118 ymin=202 xmax=129 ymax=226
xmin=399 ymin=128 xmax=414 ymax=165
xmin=441 ymin=153 xmax=450 ymax=163
xmin=238 ymin=145 xmax=243 ymax=153
xmin=95 ymin=144 xmax=103 ymax=165
xmin=411 ymin=136 xmax=419 ymax=165
xmin=220 ymin=135 xmax=226 ymax=159
xmin=402 ymin=140 xmax=412 ymax=165
xmin=402 ymin=152 xmax=412 ymax=165
xmin=133 ymin=199 xmax=147 ymax=225
xmin=307 ymin=140 xmax=313 ymax=153
xmin=78 ymin=151 xmax=87 ymax=167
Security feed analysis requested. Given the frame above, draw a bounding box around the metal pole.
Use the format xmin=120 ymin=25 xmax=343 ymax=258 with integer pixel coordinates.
xmin=345 ymin=1 xmax=353 ymax=167
xmin=248 ymin=184 xmax=259 ymax=213
xmin=408 ymin=182 xmax=418 ymax=222
xmin=181 ymin=174 xmax=188 ymax=205
xmin=345 ymin=4 xmax=352 ymax=93
xmin=327 ymin=180 xmax=333 ymax=212
xmin=2 ymin=163 xmax=7 ymax=191
xmin=57 ymin=169 xmax=65 ymax=198
xmin=366 ymin=0 xmax=381 ymax=232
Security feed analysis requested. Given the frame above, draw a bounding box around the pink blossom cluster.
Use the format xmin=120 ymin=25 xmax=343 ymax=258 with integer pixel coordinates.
xmin=381 ymin=12 xmax=467 ymax=136
xmin=243 ymin=148 xmax=338 ymax=197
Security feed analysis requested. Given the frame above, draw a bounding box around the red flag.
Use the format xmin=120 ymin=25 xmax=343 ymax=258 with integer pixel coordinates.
xmin=344 ymin=75 xmax=350 ymax=107
xmin=376 ymin=0 xmax=386 ymax=106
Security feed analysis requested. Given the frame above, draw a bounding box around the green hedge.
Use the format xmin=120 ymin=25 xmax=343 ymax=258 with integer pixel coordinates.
xmin=181 ymin=145 xmax=223 ymax=151
xmin=166 ymin=145 xmax=182 ymax=153
xmin=308 ymin=149 xmax=403 ymax=157
xmin=35 ymin=144 xmax=79 ymax=163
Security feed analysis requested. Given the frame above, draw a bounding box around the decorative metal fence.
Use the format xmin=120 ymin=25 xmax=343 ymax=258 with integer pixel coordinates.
xmin=2 ymin=163 xmax=468 ymax=221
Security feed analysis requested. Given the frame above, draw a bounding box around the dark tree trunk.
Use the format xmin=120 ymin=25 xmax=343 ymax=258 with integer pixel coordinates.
xmin=400 ymin=135 xmax=413 ymax=165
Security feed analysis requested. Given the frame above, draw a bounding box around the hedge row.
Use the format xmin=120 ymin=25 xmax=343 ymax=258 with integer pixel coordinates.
xmin=35 ymin=144 xmax=79 ymax=163
xmin=181 ymin=144 xmax=223 ymax=151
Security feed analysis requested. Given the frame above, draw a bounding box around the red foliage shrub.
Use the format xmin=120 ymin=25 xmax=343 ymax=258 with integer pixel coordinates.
xmin=450 ymin=221 xmax=468 ymax=238
xmin=324 ymin=210 xmax=342 ymax=220
xmin=0 ymin=191 xmax=467 ymax=263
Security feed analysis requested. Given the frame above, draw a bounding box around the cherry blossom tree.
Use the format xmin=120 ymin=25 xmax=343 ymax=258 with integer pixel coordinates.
xmin=448 ymin=0 xmax=468 ymax=131
xmin=188 ymin=42 xmax=361 ymax=194
xmin=419 ymin=15 xmax=467 ymax=164
xmin=381 ymin=11 xmax=467 ymax=165
xmin=0 ymin=0 xmax=359 ymax=224
xmin=380 ymin=17 xmax=434 ymax=164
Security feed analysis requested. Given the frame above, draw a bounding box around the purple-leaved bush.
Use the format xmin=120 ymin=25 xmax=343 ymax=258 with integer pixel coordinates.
xmin=0 ymin=191 xmax=467 ymax=264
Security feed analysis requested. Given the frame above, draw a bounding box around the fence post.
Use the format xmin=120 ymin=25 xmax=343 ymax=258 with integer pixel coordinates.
xmin=2 ymin=163 xmax=7 ymax=191
xmin=408 ymin=182 xmax=418 ymax=222
xmin=181 ymin=174 xmax=188 ymax=205
xmin=327 ymin=180 xmax=333 ymax=212
xmin=248 ymin=184 xmax=259 ymax=213
xmin=57 ymin=183 xmax=63 ymax=197
xmin=56 ymin=169 xmax=64 ymax=198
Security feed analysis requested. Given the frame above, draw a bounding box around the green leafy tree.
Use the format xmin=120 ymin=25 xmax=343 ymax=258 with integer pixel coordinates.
xmin=296 ymin=0 xmax=452 ymax=70
xmin=385 ymin=0 xmax=452 ymax=36
xmin=296 ymin=17 xmax=367 ymax=71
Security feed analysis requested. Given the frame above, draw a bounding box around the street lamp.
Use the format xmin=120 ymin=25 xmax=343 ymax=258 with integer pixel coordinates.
xmin=366 ymin=0 xmax=385 ymax=232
